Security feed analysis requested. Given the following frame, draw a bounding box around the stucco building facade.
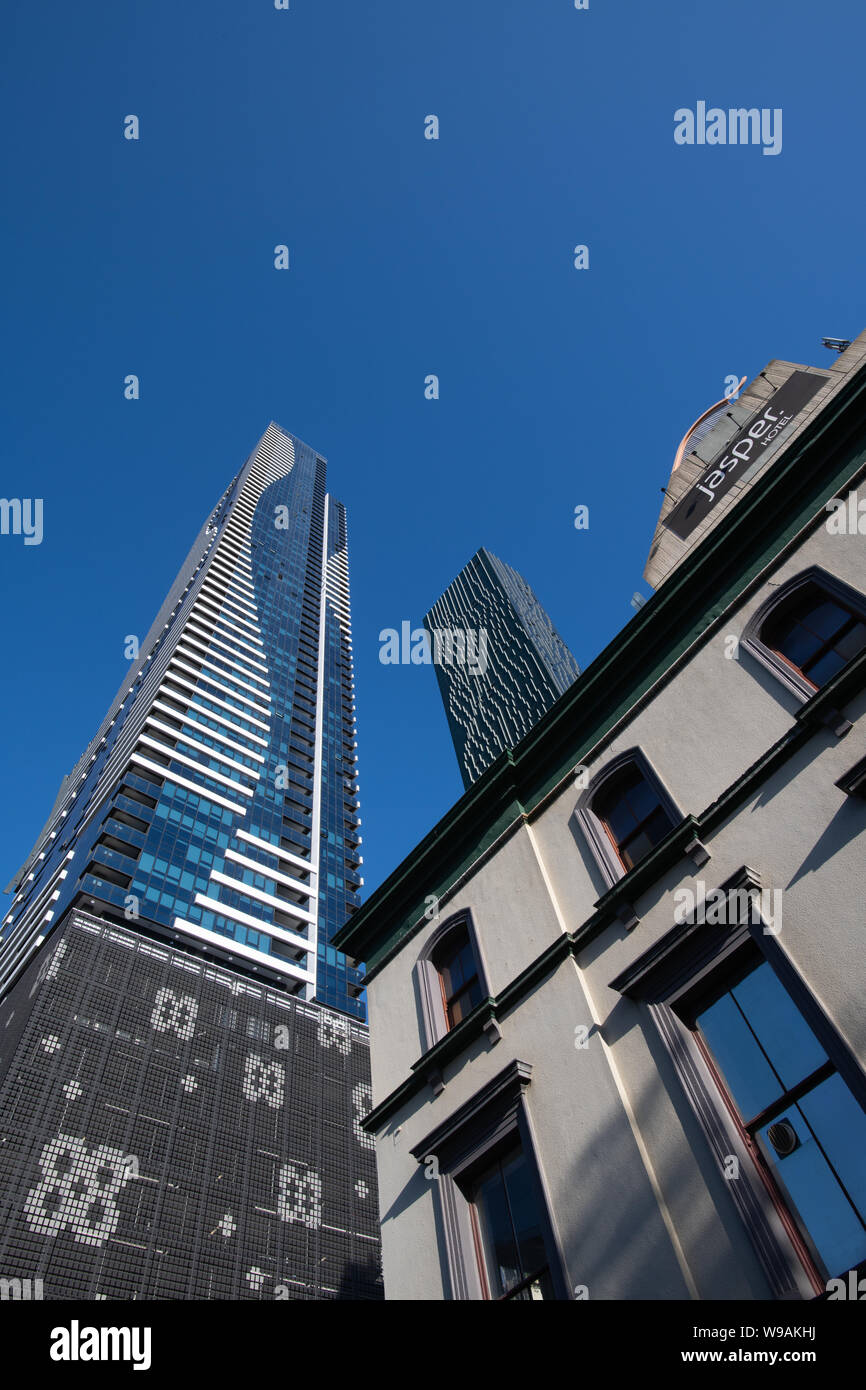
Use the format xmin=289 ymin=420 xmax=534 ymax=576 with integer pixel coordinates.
xmin=336 ymin=332 xmax=866 ymax=1300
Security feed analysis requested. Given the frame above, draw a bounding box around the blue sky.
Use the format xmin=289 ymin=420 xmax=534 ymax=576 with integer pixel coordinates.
xmin=1 ymin=0 xmax=864 ymax=899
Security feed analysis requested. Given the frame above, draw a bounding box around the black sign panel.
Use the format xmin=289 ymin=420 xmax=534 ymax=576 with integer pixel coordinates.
xmin=663 ymin=370 xmax=829 ymax=541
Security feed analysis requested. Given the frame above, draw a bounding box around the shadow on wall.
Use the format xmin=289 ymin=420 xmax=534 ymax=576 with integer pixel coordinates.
xmin=372 ymin=992 xmax=777 ymax=1299
xmin=785 ymin=796 xmax=866 ymax=889
xmin=377 ymin=1135 xmax=452 ymax=1298
xmin=566 ymin=995 xmax=776 ymax=1300
xmin=749 ymin=729 xmax=841 ymax=816
xmin=567 ymin=804 xmax=614 ymax=901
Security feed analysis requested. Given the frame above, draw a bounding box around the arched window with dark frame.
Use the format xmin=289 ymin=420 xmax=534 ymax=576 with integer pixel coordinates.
xmin=432 ymin=926 xmax=483 ymax=1031
xmin=593 ymin=763 xmax=675 ymax=873
xmin=575 ymin=750 xmax=681 ymax=888
xmin=415 ymin=911 xmax=490 ymax=1052
xmin=761 ymin=582 xmax=866 ymax=689
xmin=742 ymin=568 xmax=866 ymax=702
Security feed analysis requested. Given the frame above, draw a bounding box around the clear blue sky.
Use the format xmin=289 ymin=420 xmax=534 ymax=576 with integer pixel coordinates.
xmin=1 ymin=0 xmax=864 ymax=899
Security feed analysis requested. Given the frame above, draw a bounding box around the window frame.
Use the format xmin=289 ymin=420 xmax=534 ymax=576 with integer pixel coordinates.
xmin=415 ymin=910 xmax=491 ymax=1052
xmin=466 ymin=1143 xmax=555 ymax=1300
xmin=409 ymin=1060 xmax=570 ymax=1300
xmin=575 ymin=749 xmax=682 ymax=889
xmin=435 ymin=932 xmax=484 ymax=1032
xmin=611 ymin=866 xmax=866 ymax=1298
xmin=741 ymin=566 xmax=866 ymax=703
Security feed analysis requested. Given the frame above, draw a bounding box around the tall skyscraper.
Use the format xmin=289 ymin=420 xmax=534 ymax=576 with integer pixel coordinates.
xmin=424 ymin=547 xmax=580 ymax=788
xmin=0 ymin=424 xmax=381 ymax=1300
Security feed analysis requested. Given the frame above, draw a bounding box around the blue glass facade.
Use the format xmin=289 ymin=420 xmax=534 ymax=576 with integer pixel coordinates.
xmin=2 ymin=424 xmax=365 ymax=1017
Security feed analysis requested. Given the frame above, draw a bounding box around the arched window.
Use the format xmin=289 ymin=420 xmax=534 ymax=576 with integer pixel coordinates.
xmin=593 ymin=763 xmax=676 ymax=872
xmin=575 ymin=751 xmax=681 ymax=888
xmin=416 ymin=912 xmax=489 ymax=1051
xmin=742 ymin=568 xmax=866 ymax=702
xmin=762 ymin=583 xmax=866 ymax=688
xmin=432 ymin=927 xmax=483 ymax=1030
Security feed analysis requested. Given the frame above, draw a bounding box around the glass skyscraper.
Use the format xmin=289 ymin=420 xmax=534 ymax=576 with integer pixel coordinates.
xmin=424 ymin=547 xmax=580 ymax=788
xmin=2 ymin=424 xmax=364 ymax=1014
xmin=0 ymin=424 xmax=381 ymax=1299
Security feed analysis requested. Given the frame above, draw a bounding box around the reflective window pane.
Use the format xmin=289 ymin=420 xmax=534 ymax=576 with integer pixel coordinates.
xmin=625 ymin=777 xmax=658 ymax=823
xmin=757 ymin=1093 xmax=866 ymax=1278
xmin=603 ymin=793 xmax=638 ymax=842
xmin=799 ymin=1074 xmax=866 ymax=1237
xmin=778 ymin=620 xmax=820 ymax=667
xmin=699 ymin=959 xmax=866 ymax=1280
xmin=698 ymin=990 xmax=783 ymax=1118
xmin=836 ymin=620 xmax=866 ymax=661
xmin=435 ymin=929 xmax=481 ymax=1031
xmin=731 ymin=963 xmax=826 ymax=1093
xmin=474 ymin=1160 xmax=521 ymax=1296
xmin=596 ymin=766 xmax=674 ymax=872
xmin=765 ymin=584 xmax=866 ymax=689
xmin=502 ymin=1151 xmax=548 ymax=1279
xmin=805 ymin=599 xmax=848 ymax=641
xmin=472 ymin=1146 xmax=552 ymax=1299
xmin=808 ymin=649 xmax=846 ymax=686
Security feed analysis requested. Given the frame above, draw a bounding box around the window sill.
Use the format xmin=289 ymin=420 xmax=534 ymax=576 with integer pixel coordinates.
xmin=592 ymin=816 xmax=708 ymax=932
xmin=410 ymin=997 xmax=501 ymax=1086
xmin=793 ymin=645 xmax=866 ymax=737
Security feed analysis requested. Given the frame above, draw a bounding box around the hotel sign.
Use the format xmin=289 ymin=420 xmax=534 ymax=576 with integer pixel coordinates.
xmin=663 ymin=370 xmax=828 ymax=541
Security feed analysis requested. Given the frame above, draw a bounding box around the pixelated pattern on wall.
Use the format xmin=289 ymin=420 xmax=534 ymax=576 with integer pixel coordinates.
xmin=0 ymin=912 xmax=382 ymax=1300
